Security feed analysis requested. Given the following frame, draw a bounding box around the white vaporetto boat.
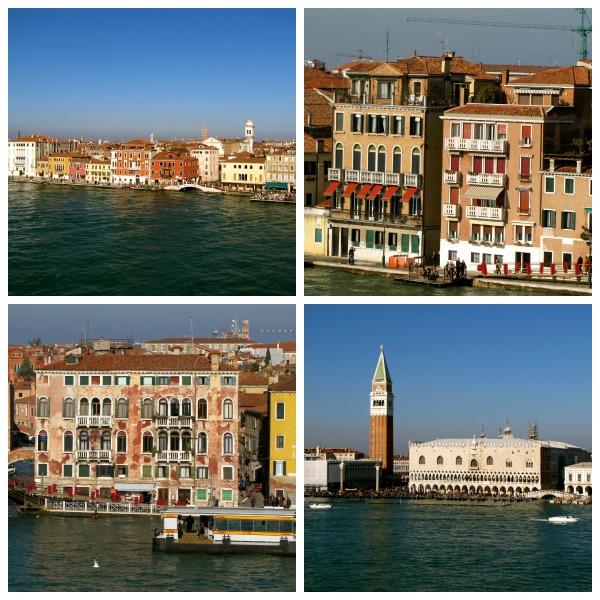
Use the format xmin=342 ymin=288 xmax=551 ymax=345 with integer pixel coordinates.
xmin=548 ymin=516 xmax=579 ymax=524
xmin=309 ymin=503 xmax=331 ymax=509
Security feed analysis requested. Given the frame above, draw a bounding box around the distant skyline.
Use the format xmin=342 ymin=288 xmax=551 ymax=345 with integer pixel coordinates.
xmin=8 ymin=8 xmax=296 ymax=141
xmin=305 ymin=304 xmax=592 ymax=453
xmin=8 ymin=304 xmax=296 ymax=345
xmin=305 ymin=8 xmax=592 ymax=69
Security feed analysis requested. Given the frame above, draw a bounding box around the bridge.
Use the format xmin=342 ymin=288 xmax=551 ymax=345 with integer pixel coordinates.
xmin=9 ymin=447 xmax=35 ymax=464
xmin=523 ymin=490 xmax=571 ymax=500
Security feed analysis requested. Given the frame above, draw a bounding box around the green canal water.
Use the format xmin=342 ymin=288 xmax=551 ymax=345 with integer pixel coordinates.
xmin=8 ymin=505 xmax=295 ymax=592
xmin=8 ymin=182 xmax=295 ymax=296
xmin=304 ymin=266 xmax=572 ymax=296
xmin=304 ymin=499 xmax=591 ymax=592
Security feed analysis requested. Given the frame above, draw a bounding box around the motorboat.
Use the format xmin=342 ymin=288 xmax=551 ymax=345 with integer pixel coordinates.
xmin=548 ymin=516 xmax=579 ymax=524
xmin=309 ymin=503 xmax=331 ymax=509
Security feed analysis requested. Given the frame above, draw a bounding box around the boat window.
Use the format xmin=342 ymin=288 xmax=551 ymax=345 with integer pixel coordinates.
xmin=279 ymin=520 xmax=295 ymax=533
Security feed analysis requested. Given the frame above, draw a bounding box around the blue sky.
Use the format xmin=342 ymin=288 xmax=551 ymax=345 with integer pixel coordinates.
xmin=305 ymin=304 xmax=592 ymax=453
xmin=305 ymin=8 xmax=592 ymax=68
xmin=8 ymin=8 xmax=296 ymax=141
xmin=8 ymin=304 xmax=296 ymax=345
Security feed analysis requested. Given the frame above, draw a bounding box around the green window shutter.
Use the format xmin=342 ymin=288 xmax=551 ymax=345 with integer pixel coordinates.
xmin=176 ymin=466 xmax=181 ymax=478
xmin=222 ymin=489 xmax=233 ymax=501
xmin=411 ymin=235 xmax=420 ymax=254
xmin=366 ymin=230 xmax=374 ymax=248
xmin=314 ymin=228 xmax=322 ymax=243
xmin=79 ymin=464 xmax=90 ymax=477
xmin=401 ymin=234 xmax=410 ymax=252
xmin=142 ymin=466 xmax=152 ymax=478
xmin=283 ymin=461 xmax=286 ymax=476
xmin=182 ymin=376 xmax=191 ymax=385
xmin=400 ymin=116 xmax=405 ymax=135
xmin=197 ymin=489 xmax=207 ymax=500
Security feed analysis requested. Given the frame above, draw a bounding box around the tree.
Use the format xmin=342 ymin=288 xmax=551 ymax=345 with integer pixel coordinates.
xmin=265 ymin=348 xmax=271 ymax=366
xmin=477 ymin=86 xmax=506 ymax=104
xmin=18 ymin=355 xmax=35 ymax=381
xmin=29 ymin=338 xmax=44 ymax=348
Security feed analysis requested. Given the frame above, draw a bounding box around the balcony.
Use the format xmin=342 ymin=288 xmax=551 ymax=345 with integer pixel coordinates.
xmin=329 ymin=208 xmax=419 ymax=226
xmin=466 ymin=173 xmax=507 ymax=186
xmin=445 ymin=138 xmax=507 ymax=153
xmin=155 ymin=416 xmax=193 ymax=428
xmin=443 ymin=170 xmax=461 ymax=185
xmin=328 ymin=168 xmax=343 ymax=181
xmin=76 ymin=450 xmax=112 ymax=462
xmin=442 ymin=204 xmax=461 ymax=218
xmin=155 ymin=450 xmax=192 ymax=462
xmin=465 ymin=206 xmax=506 ymax=221
xmin=77 ymin=416 xmax=113 ymax=428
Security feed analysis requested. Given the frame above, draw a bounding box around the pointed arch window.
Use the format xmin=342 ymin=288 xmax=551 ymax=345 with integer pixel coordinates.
xmin=141 ymin=398 xmax=153 ymax=419
xmin=197 ymin=398 xmax=208 ymax=420
xmin=223 ymin=432 xmax=234 ymax=455
xmin=79 ymin=430 xmax=90 ymax=450
xmin=223 ymin=399 xmax=234 ymax=420
xmin=102 ymin=398 xmax=112 ymax=416
xmin=37 ymin=430 xmax=48 ymax=452
xmin=63 ymin=431 xmax=74 ymax=453
xmin=197 ymin=432 xmax=208 ymax=454
xmin=116 ymin=397 xmax=128 ymax=419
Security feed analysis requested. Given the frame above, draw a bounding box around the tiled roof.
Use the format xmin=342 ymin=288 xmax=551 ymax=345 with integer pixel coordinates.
xmin=238 ymin=391 xmax=268 ymax=412
xmin=304 ymin=133 xmax=332 ymax=153
xmin=304 ymin=66 xmax=348 ymax=90
xmin=37 ymin=354 xmax=234 ymax=372
xmin=443 ymin=104 xmax=560 ymax=118
xmin=269 ymin=375 xmax=296 ymax=392
xmin=508 ymin=65 xmax=592 ymax=87
xmin=239 ymin=372 xmax=270 ymax=386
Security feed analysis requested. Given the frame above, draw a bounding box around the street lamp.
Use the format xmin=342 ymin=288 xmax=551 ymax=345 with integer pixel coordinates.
xmin=381 ymin=220 xmax=386 ymax=268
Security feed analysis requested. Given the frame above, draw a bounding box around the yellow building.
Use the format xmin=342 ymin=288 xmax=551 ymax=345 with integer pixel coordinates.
xmin=47 ymin=153 xmax=88 ymax=180
xmin=304 ymin=206 xmax=330 ymax=256
xmin=36 ymin=158 xmax=50 ymax=178
xmin=269 ymin=375 xmax=296 ymax=504
xmin=220 ymin=153 xmax=265 ymax=192
xmin=86 ymin=158 xmax=111 ymax=183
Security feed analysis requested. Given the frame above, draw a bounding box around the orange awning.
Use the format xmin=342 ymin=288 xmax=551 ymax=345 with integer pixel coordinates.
xmin=342 ymin=182 xmax=359 ymax=197
xmin=323 ymin=181 xmax=340 ymax=196
xmin=356 ymin=184 xmax=372 ymax=199
xmin=367 ymin=184 xmax=383 ymax=199
xmin=382 ymin=186 xmax=399 ymax=200
xmin=401 ymin=187 xmax=418 ymax=201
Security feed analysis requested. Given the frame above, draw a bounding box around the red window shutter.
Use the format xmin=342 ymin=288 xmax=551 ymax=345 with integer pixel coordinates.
xmin=473 ymin=156 xmax=482 ymax=173
xmin=449 ymin=187 xmax=459 ymax=205
xmin=485 ymin=157 xmax=494 ymax=174
xmin=450 ymin=155 xmax=460 ymax=171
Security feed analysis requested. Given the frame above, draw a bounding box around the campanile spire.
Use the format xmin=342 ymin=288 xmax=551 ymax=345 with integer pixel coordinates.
xmin=370 ymin=345 xmax=394 ymax=477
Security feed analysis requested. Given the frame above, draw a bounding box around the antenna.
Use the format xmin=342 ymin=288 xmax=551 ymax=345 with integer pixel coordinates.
xmin=190 ymin=316 xmax=193 ymax=346
xmin=386 ymin=31 xmax=390 ymax=62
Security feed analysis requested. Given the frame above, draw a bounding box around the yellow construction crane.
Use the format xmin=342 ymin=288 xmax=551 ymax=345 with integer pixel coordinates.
xmin=407 ymin=8 xmax=591 ymax=60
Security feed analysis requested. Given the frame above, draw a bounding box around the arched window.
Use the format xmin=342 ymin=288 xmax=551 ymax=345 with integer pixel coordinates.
xmin=63 ymin=431 xmax=73 ymax=453
xmin=368 ymin=145 xmax=376 ymax=172
xmin=437 ymin=456 xmax=444 ymax=465
xmin=116 ymin=398 xmax=128 ymax=418
xmin=102 ymin=398 xmax=111 ymax=416
xmin=158 ymin=431 xmax=168 ymax=451
xmin=181 ymin=431 xmax=192 ymax=452
xmin=223 ymin=432 xmax=234 ymax=455
xmin=91 ymin=398 xmax=101 ymax=416
xmin=80 ymin=398 xmax=89 ymax=416
xmin=116 ymin=431 xmax=127 ymax=453
xmin=37 ymin=397 xmax=49 ymax=418
xmin=335 ymin=143 xmax=344 ymax=169
xmin=470 ymin=459 xmax=478 ymax=468
xmin=197 ymin=398 xmax=208 ymax=420
xmin=393 ymin=147 xmax=402 ymax=174
xmin=37 ymin=430 xmax=48 ymax=452
xmin=141 ymin=398 xmax=153 ymax=419
xmin=158 ymin=398 xmax=168 ymax=417
xmin=79 ymin=430 xmax=89 ymax=450
xmin=170 ymin=431 xmax=180 ymax=451
xmin=181 ymin=398 xmax=192 ymax=417
xmin=101 ymin=431 xmax=111 ymax=450
xmin=198 ymin=432 xmax=208 ymax=454
xmin=170 ymin=398 xmax=180 ymax=417
xmin=506 ymin=459 xmax=513 ymax=468
xmin=142 ymin=432 xmax=153 ymax=453
xmin=377 ymin=145 xmax=386 ymax=173
xmin=63 ymin=397 xmax=75 ymax=418
xmin=419 ymin=455 xmax=425 ymax=465
xmin=353 ymin=144 xmax=362 ymax=171
xmin=455 ymin=456 xmax=463 ymax=466
xmin=411 ymin=147 xmax=421 ymax=175
xmin=526 ymin=459 xmax=533 ymax=468
xmin=487 ymin=456 xmax=494 ymax=466
xmin=223 ymin=399 xmax=234 ymax=420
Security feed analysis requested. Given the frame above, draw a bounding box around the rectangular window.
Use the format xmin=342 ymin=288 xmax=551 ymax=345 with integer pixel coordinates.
xmin=274 ymin=461 xmax=286 ymax=476
xmin=409 ymin=116 xmax=422 ymax=136
xmin=377 ymin=80 xmax=394 ymax=99
xmin=401 ymin=234 xmax=409 ymax=252
xmin=97 ymin=464 xmax=114 ymax=477
xmin=221 ymin=376 xmax=236 ymax=386
xmin=38 ymin=463 xmax=48 ymax=477
xmin=471 ymin=253 xmax=480 ymax=263
xmin=563 ymin=253 xmax=573 ymax=269
xmin=222 ymin=466 xmax=234 ymax=480
xmin=102 ymin=375 xmax=112 ymax=385
xmin=181 ymin=376 xmax=191 ymax=385
xmin=483 ymin=253 xmax=492 ymax=264
xmin=448 ymin=250 xmax=457 ymax=261
xmin=142 ymin=465 xmax=152 ymax=478
xmin=411 ymin=235 xmax=420 ymax=254
xmin=115 ymin=376 xmax=130 ymax=385
xmin=78 ymin=464 xmax=90 ymax=478
xmin=63 ymin=464 xmax=73 ymax=478
xmin=545 ymin=176 xmax=555 ymax=193
xmin=564 ymin=178 xmax=575 ymax=194
xmin=351 ymin=113 xmax=363 ymax=133
xmin=275 ymin=435 xmax=285 ymax=449
xmin=393 ymin=115 xmax=405 ymax=135
xmin=561 ymin=211 xmax=576 ymax=230
xmin=157 ymin=376 xmax=169 ymax=385
xmin=141 ymin=376 xmax=155 ymax=385
xmin=335 ymin=112 xmax=344 ymax=133
xmin=195 ymin=376 xmax=210 ymax=386
xmin=543 ymin=251 xmax=553 ymax=266
xmin=276 ymin=402 xmax=285 ymax=420
xmin=197 ymin=466 xmax=209 ymax=479
xmin=542 ymin=210 xmax=556 ymax=228
xmin=180 ymin=465 xmax=191 ymax=478
xmin=197 ymin=488 xmax=207 ymax=500
xmin=79 ymin=375 xmax=89 ymax=385
xmin=221 ymin=489 xmax=233 ymax=502
xmin=518 ymin=191 xmax=530 ymax=215
xmin=65 ymin=375 xmax=74 ymax=385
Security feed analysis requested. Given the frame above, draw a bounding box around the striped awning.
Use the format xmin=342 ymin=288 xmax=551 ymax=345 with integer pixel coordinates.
xmin=356 ymin=184 xmax=372 ymax=198
xmin=114 ymin=483 xmax=155 ymax=492
xmin=342 ymin=182 xmax=359 ymax=197
xmin=463 ymin=185 xmax=503 ymax=201
xmin=367 ymin=184 xmax=383 ymax=199
xmin=382 ymin=186 xmax=399 ymax=200
xmin=401 ymin=187 xmax=418 ymax=201
xmin=323 ymin=181 xmax=340 ymax=196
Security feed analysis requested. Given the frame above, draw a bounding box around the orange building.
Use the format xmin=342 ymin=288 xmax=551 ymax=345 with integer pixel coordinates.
xmin=150 ymin=151 xmax=199 ymax=186
xmin=110 ymin=139 xmax=156 ymax=186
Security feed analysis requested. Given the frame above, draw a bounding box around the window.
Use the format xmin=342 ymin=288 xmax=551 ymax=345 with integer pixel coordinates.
xmin=314 ymin=228 xmax=323 ymax=244
xmin=542 ymin=209 xmax=556 ymax=228
xmin=101 ymin=431 xmax=111 ymax=450
xmin=455 ymin=456 xmax=462 ymax=466
xmin=351 ymin=113 xmax=363 ymax=133
xmin=141 ymin=375 xmax=154 ymax=385
xmin=63 ymin=464 xmax=73 ymax=477
xmin=221 ymin=489 xmax=233 ymax=502
xmin=182 ymin=398 xmax=192 ymax=416
xmin=63 ymin=397 xmax=75 ymax=418
xmin=115 ymin=376 xmax=130 ymax=386
xmin=196 ymin=376 xmax=209 ymax=386
xmin=97 ymin=464 xmax=114 ymax=477
xmin=223 ymin=399 xmax=234 ymax=420
xmin=64 ymin=375 xmax=74 ymax=385
xmin=545 ymin=176 xmax=555 ymax=193
xmin=64 ymin=431 xmax=73 ymax=453
xmin=116 ymin=398 xmax=128 ymax=418
xmin=470 ymin=459 xmax=478 ymax=468
xmin=437 ymin=456 xmax=443 ymax=465
xmin=38 ymin=397 xmax=49 ymax=417
xmin=197 ymin=398 xmax=208 ymax=420
xmin=393 ymin=116 xmax=405 ymax=135
xmin=80 ymin=375 xmax=89 ymax=385
xmin=561 ymin=211 xmax=576 ymax=230
xmin=409 ymin=116 xmax=422 ymax=136
xmin=156 ymin=465 xmax=168 ymax=478
xmin=223 ymin=432 xmax=234 ymax=454
xmin=274 ymin=461 xmax=286 ymax=476
xmin=275 ymin=435 xmax=285 ymax=449
xmin=368 ymin=115 xmax=388 ymax=135
xmin=141 ymin=398 xmax=153 ymax=419
xmin=471 ymin=253 xmax=480 ymax=264
xmin=222 ymin=466 xmax=234 ymax=480
xmin=142 ymin=465 xmax=152 ymax=478
xmin=487 ymin=456 xmax=494 ymax=466
xmin=526 ymin=459 xmax=533 ymax=468
xmin=102 ymin=375 xmax=112 ymax=385
xmin=335 ymin=112 xmax=344 ymax=133
xmin=116 ymin=465 xmax=127 ymax=478
xmin=180 ymin=465 xmax=191 ymax=478
xmin=38 ymin=463 xmax=48 ymax=477
xmin=197 ymin=432 xmax=208 ymax=454
xmin=276 ymin=402 xmax=285 ymax=420
xmin=116 ymin=432 xmax=127 ymax=453
xmin=78 ymin=464 xmax=90 ymax=478
xmin=564 ymin=178 xmax=575 ymax=194
xmin=377 ymin=80 xmax=394 ymax=99
xmin=79 ymin=430 xmax=90 ymax=450
xmin=142 ymin=433 xmax=153 ymax=453
xmin=197 ymin=466 xmax=209 ymax=479
xmin=335 ymin=143 xmax=344 ymax=169
xmin=419 ymin=456 xmax=425 ymax=465
xmin=221 ymin=376 xmax=236 ymax=386
xmin=520 ymin=125 xmax=532 ymax=146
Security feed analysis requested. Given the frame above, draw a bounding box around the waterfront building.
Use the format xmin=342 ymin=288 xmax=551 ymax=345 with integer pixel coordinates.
xmin=47 ymin=153 xmax=90 ymax=180
xmin=438 ymin=103 xmax=579 ymax=271
xmin=110 ymin=139 xmax=156 ymax=186
xmin=238 ymin=391 xmax=269 ymax=493
xmin=12 ymin=381 xmax=36 ymax=434
xmin=310 ymin=52 xmax=497 ymax=263
xmin=564 ymin=462 xmax=592 ymax=496
xmin=34 ymin=354 xmax=240 ymax=507
xmin=304 ymin=453 xmax=381 ymax=491
xmin=150 ymin=151 xmax=199 ymax=186
xmin=265 ymin=147 xmax=296 ymax=192
xmin=69 ymin=156 xmax=90 ymax=181
xmin=408 ymin=424 xmax=591 ymax=496
xmin=85 ymin=158 xmax=111 ymax=184
xmin=188 ymin=143 xmax=220 ymax=183
xmin=370 ymin=345 xmax=393 ymax=478
xmin=220 ymin=153 xmax=266 ymax=192
xmin=35 ymin=157 xmax=50 ymax=178
xmin=269 ymin=375 xmax=296 ymax=504
xmin=8 ymin=134 xmax=80 ymax=177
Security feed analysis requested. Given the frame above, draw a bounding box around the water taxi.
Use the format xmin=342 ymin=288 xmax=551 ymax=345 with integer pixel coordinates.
xmin=308 ymin=503 xmax=331 ymax=509
xmin=152 ymin=507 xmax=295 ymax=555
xmin=548 ymin=516 xmax=579 ymax=524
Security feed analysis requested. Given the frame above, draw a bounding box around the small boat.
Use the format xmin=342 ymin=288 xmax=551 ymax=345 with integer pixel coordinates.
xmin=548 ymin=516 xmax=579 ymax=524
xmin=8 ymin=466 xmax=16 ymax=476
xmin=309 ymin=503 xmax=331 ymax=509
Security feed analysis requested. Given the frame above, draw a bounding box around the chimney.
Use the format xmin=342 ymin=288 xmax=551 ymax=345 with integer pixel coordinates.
xmin=221 ymin=330 xmax=226 ymax=338
xmin=576 ymin=160 xmax=582 ymax=174
xmin=442 ymin=54 xmax=452 ymax=75
xmin=210 ymin=350 xmax=220 ymax=371
xmin=501 ymin=69 xmax=510 ymax=87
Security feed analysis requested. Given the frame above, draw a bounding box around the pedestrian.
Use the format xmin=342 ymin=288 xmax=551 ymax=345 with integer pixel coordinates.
xmin=577 ymin=254 xmax=583 ymax=271
xmin=185 ymin=514 xmax=194 ymax=532
xmin=583 ymin=254 xmax=590 ymax=274
xmin=348 ymin=246 xmax=355 ymax=265
xmin=495 ymin=256 xmax=502 ymax=274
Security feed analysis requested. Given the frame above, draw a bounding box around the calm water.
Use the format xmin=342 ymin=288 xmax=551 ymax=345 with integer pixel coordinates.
xmin=8 ymin=182 xmax=295 ymax=296
xmin=304 ymin=499 xmax=591 ymax=592
xmin=8 ymin=506 xmax=295 ymax=592
xmin=305 ymin=266 xmax=568 ymax=296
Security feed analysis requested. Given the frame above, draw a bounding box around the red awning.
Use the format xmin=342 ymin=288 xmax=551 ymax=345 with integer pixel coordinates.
xmin=401 ymin=187 xmax=418 ymax=201
xmin=367 ymin=184 xmax=383 ymax=199
xmin=342 ymin=182 xmax=359 ymax=197
xmin=382 ymin=186 xmax=399 ymax=200
xmin=356 ymin=184 xmax=372 ymax=199
xmin=323 ymin=181 xmax=340 ymax=196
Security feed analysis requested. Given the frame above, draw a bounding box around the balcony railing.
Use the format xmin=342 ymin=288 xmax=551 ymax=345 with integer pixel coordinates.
xmin=445 ymin=138 xmax=507 ymax=153
xmin=329 ymin=208 xmax=419 ymax=225
xmin=465 ymin=206 xmax=506 ymax=221
xmin=329 ymin=169 xmax=421 ymax=189
xmin=328 ymin=168 xmax=343 ymax=181
xmin=155 ymin=451 xmax=193 ymax=462
xmin=77 ymin=416 xmax=113 ymax=428
xmin=442 ymin=204 xmax=461 ymax=218
xmin=155 ymin=416 xmax=193 ymax=428
xmin=466 ymin=173 xmax=507 ymax=186
xmin=76 ymin=450 xmax=112 ymax=461
xmin=443 ymin=171 xmax=461 ymax=185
